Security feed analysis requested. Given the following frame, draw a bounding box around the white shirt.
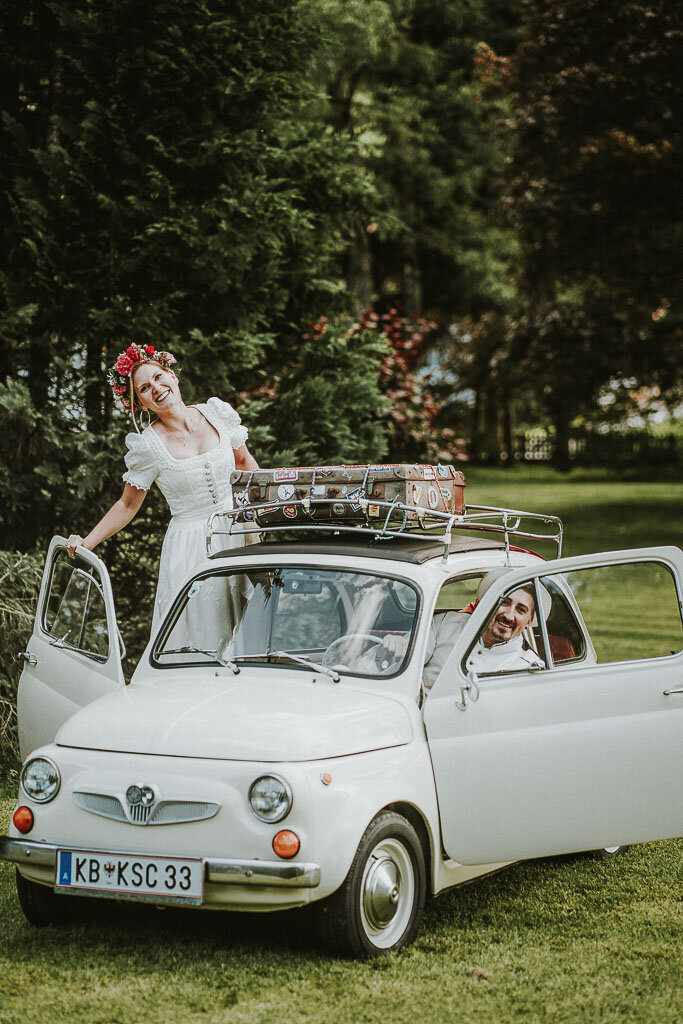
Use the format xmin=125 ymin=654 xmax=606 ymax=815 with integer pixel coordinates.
xmin=423 ymin=611 xmax=544 ymax=691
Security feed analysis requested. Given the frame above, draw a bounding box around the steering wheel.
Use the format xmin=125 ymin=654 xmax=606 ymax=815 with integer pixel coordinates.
xmin=323 ymin=626 xmax=403 ymax=675
xmin=321 ymin=633 xmax=383 ymax=670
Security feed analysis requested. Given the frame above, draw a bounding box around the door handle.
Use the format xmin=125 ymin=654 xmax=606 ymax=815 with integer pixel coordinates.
xmin=663 ymin=687 xmax=683 ymax=695
xmin=18 ymin=651 xmax=37 ymax=667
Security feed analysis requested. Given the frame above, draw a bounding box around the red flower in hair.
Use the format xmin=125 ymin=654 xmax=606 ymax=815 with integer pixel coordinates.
xmin=115 ymin=354 xmax=133 ymax=376
xmin=126 ymin=346 xmax=141 ymax=363
xmin=113 ymin=384 xmax=127 ymax=395
xmin=145 ymin=345 xmax=155 ymax=356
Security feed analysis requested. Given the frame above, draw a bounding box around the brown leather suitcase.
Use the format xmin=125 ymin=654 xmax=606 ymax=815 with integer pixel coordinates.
xmin=230 ymin=464 xmax=466 ymax=526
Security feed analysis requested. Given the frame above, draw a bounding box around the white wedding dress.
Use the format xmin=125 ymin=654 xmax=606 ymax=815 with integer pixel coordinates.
xmin=122 ymin=397 xmax=250 ymax=633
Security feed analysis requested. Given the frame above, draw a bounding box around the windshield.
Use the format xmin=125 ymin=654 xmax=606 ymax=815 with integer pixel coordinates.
xmin=153 ymin=566 xmax=419 ymax=678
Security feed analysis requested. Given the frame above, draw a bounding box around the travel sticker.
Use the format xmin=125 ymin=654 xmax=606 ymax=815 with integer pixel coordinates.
xmin=277 ymin=483 xmax=295 ymax=501
xmin=428 ymin=486 xmax=439 ymax=509
xmin=347 ymin=488 xmax=363 ymax=511
xmin=283 ymin=505 xmax=297 ymax=519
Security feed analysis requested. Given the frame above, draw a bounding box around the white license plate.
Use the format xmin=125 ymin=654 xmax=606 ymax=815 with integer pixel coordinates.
xmin=55 ymin=849 xmax=203 ymax=902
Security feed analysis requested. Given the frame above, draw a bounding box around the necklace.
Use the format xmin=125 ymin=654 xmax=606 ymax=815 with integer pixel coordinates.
xmin=162 ymin=408 xmax=198 ymax=448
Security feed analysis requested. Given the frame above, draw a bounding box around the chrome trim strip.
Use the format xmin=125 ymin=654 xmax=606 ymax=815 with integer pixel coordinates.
xmin=206 ymin=858 xmax=321 ymax=887
xmin=0 ymin=836 xmax=58 ymax=867
xmin=55 ymin=887 xmax=202 ymax=908
xmin=1 ymin=838 xmax=321 ymax=889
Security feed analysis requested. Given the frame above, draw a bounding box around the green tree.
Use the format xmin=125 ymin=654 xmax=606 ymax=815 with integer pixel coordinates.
xmin=303 ymin=0 xmax=521 ymax=319
xmin=0 ymin=0 xmax=379 ymax=541
xmin=498 ymin=0 xmax=683 ymax=466
xmin=0 ymin=0 xmax=385 ymax=668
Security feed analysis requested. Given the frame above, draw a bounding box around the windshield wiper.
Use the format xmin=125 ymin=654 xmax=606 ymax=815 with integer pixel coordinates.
xmin=163 ymin=646 xmax=240 ymax=674
xmin=233 ymin=651 xmax=340 ymax=683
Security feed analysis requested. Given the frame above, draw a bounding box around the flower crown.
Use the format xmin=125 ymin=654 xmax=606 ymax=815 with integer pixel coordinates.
xmin=108 ymin=344 xmax=178 ymax=411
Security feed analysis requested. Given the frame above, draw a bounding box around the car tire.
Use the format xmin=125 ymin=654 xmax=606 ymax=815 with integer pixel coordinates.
xmin=316 ymin=810 xmax=426 ymax=958
xmin=594 ymin=845 xmax=629 ymax=858
xmin=15 ymin=869 xmax=73 ymax=926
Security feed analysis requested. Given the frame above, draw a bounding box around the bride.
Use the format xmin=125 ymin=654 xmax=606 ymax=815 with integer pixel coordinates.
xmin=67 ymin=343 xmax=258 ymax=630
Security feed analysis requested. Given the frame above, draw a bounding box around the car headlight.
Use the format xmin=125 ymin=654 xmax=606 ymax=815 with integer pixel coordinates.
xmin=248 ymin=775 xmax=292 ymax=823
xmin=21 ymin=756 xmax=61 ymax=803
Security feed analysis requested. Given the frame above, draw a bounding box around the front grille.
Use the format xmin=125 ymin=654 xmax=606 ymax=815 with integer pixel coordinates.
xmin=129 ymin=803 xmax=153 ymax=824
xmin=73 ymin=792 xmax=127 ymax=822
xmin=150 ymin=801 xmax=220 ymax=825
xmin=73 ymin=791 xmax=220 ymax=826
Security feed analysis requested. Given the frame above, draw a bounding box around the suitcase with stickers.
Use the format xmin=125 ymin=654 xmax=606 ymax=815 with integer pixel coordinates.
xmin=230 ymin=464 xmax=466 ymax=526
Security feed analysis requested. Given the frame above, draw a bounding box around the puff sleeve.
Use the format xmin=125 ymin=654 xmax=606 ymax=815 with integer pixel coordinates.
xmin=205 ymin=397 xmax=248 ymax=450
xmin=122 ymin=433 xmax=159 ymax=491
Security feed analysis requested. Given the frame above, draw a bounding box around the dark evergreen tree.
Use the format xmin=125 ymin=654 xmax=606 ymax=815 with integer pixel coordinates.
xmin=0 ymin=0 xmax=383 ymax=664
xmin=499 ymin=0 xmax=683 ymax=466
xmin=303 ymin=0 xmax=522 ymax=319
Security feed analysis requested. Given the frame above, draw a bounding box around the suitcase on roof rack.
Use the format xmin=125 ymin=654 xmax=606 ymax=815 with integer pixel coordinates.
xmin=230 ymin=464 xmax=466 ymax=526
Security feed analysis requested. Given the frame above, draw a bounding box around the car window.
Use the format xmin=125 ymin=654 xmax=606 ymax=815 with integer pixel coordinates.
xmin=154 ymin=566 xmax=419 ymax=678
xmin=466 ymin=559 xmax=682 ymax=677
xmin=536 ymin=576 xmax=586 ymax=664
xmin=541 ymin=561 xmax=682 ymax=664
xmin=434 ymin=575 xmax=481 ymax=612
xmin=270 ymin=581 xmax=342 ymax=649
xmin=43 ymin=550 xmax=109 ymax=662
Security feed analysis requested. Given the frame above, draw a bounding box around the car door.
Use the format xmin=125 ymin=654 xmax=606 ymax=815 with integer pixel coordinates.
xmin=17 ymin=537 xmax=125 ymax=759
xmin=423 ymin=546 xmax=683 ymax=865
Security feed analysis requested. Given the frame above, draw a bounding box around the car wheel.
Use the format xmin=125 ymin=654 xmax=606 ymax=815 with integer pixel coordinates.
xmin=595 ymin=845 xmax=629 ymax=858
xmin=317 ymin=810 xmax=426 ymax=958
xmin=16 ymin=869 xmax=73 ymax=926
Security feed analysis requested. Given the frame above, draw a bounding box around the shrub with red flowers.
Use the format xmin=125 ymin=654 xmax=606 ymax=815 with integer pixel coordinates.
xmin=233 ymin=308 xmax=460 ymax=466
xmin=355 ymin=307 xmax=458 ymax=463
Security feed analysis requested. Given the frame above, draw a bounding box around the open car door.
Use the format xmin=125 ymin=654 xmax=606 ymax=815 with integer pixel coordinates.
xmin=17 ymin=537 xmax=125 ymax=759
xmin=424 ymin=546 xmax=683 ymax=865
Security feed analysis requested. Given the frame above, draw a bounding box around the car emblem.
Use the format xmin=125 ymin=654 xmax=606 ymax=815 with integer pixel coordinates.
xmin=126 ymin=785 xmax=155 ymax=807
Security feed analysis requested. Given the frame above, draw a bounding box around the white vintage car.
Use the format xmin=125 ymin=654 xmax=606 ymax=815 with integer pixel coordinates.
xmin=3 ymin=501 xmax=682 ymax=956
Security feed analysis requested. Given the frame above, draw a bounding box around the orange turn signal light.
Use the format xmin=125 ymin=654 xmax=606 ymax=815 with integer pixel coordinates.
xmin=13 ymin=806 xmax=34 ymax=834
xmin=272 ymin=830 xmax=300 ymax=859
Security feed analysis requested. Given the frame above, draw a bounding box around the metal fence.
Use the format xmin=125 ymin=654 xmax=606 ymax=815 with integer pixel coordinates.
xmin=510 ymin=430 xmax=680 ymax=467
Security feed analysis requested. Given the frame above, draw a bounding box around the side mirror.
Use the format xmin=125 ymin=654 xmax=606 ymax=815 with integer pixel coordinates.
xmin=455 ymin=667 xmax=480 ymax=711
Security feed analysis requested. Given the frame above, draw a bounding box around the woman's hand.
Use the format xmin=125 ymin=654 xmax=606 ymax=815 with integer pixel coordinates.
xmin=65 ymin=486 xmax=147 ymax=558
xmin=66 ymin=535 xmax=87 ymax=558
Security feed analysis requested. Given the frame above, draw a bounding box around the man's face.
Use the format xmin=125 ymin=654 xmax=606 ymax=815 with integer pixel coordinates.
xmin=481 ymin=587 xmax=535 ymax=648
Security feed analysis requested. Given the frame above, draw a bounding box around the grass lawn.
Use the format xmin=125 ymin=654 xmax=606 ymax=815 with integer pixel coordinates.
xmin=1 ymin=468 xmax=681 ymax=1024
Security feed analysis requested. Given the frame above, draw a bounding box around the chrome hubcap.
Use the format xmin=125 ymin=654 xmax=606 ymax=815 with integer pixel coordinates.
xmin=359 ymin=838 xmax=415 ymax=949
xmin=363 ymin=856 xmax=401 ymax=929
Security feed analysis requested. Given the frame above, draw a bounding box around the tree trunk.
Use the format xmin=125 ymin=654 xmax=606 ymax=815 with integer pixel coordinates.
xmin=552 ymin=404 xmax=571 ymax=473
xmin=347 ymin=225 xmax=374 ymax=312
xmin=484 ymin=385 xmax=500 ymax=463
xmin=501 ymin=389 xmax=514 ymax=465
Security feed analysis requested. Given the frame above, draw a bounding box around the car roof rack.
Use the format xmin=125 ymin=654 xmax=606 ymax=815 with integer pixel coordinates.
xmin=206 ymin=497 xmax=563 ymax=563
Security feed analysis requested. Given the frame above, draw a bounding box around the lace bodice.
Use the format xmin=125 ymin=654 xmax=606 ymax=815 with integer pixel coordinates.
xmin=122 ymin=397 xmax=248 ymax=518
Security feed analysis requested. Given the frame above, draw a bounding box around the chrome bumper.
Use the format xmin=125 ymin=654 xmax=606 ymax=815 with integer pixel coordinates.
xmin=0 ymin=836 xmax=320 ymax=888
